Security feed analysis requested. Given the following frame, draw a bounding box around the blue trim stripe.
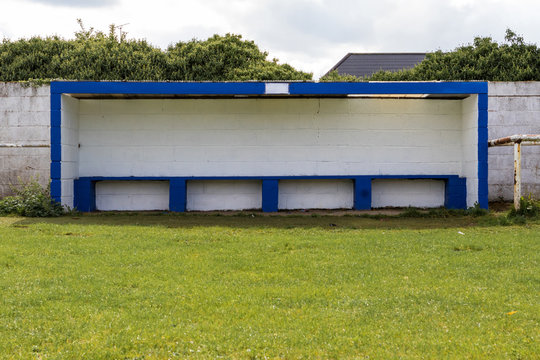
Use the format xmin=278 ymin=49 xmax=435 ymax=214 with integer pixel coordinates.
xmin=75 ymin=175 xmax=466 ymax=181
xmin=50 ymin=162 xmax=61 ymax=180
xmin=51 ymin=81 xmax=487 ymax=96
xmin=50 ymin=93 xmax=61 ymax=110
xmin=51 ymin=82 xmax=266 ymax=95
xmin=50 ymin=92 xmax=62 ymax=202
xmin=290 ymin=81 xmax=487 ymax=95
xmin=50 ymin=180 xmax=61 ymax=203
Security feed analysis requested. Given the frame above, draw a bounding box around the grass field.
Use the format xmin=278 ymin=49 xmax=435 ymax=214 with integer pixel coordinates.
xmin=0 ymin=213 xmax=539 ymax=359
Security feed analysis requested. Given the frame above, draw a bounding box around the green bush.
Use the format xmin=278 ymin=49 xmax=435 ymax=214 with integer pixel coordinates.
xmin=0 ymin=20 xmax=312 ymax=82
xmin=321 ymin=29 xmax=540 ymax=82
xmin=0 ymin=179 xmax=64 ymax=217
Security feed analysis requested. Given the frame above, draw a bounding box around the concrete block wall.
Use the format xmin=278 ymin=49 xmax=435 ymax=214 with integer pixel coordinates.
xmin=73 ymin=97 xmax=466 ymax=209
xmin=60 ymin=95 xmax=80 ymax=207
xmin=488 ymin=82 xmax=540 ymax=200
xmin=461 ymin=95 xmax=480 ymax=207
xmin=96 ymin=181 xmax=169 ymax=211
xmin=278 ymin=179 xmax=353 ymax=209
xmin=77 ymin=98 xmax=464 ymax=178
xmin=0 ymin=83 xmax=50 ymax=197
xmin=187 ymin=180 xmax=261 ymax=211
xmin=6 ymin=82 xmax=538 ymax=209
xmin=372 ymin=179 xmax=445 ymax=208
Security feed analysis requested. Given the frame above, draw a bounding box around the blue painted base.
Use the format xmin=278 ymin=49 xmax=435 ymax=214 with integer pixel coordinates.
xmin=73 ymin=175 xmax=467 ymax=212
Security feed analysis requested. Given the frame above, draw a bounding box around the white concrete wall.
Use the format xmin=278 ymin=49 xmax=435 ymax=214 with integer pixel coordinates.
xmin=0 ymin=83 xmax=50 ymax=196
xmin=74 ymin=97 xmax=469 ymax=210
xmin=186 ymin=180 xmax=261 ymax=211
xmin=372 ymin=179 xmax=445 ymax=208
xmin=278 ymin=179 xmax=353 ymax=209
xmin=488 ymin=82 xmax=540 ymax=200
xmin=96 ymin=181 xmax=169 ymax=211
xmin=60 ymin=95 xmax=80 ymax=207
xmin=461 ymin=95 xmax=480 ymax=207
xmin=78 ymin=98 xmax=464 ymax=177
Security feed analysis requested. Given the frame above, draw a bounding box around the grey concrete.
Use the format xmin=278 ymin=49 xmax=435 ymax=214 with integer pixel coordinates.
xmin=488 ymin=82 xmax=540 ymax=201
xmin=0 ymin=83 xmax=50 ymax=196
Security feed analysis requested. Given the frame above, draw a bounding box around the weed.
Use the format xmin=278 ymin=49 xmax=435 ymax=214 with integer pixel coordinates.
xmin=508 ymin=195 xmax=539 ymax=219
xmin=453 ymin=244 xmax=483 ymax=252
xmin=398 ymin=207 xmax=424 ymax=218
xmin=466 ymin=202 xmax=489 ymax=217
xmin=0 ymin=178 xmax=64 ymax=217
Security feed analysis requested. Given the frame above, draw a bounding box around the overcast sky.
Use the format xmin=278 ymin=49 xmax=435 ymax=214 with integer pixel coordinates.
xmin=1 ymin=0 xmax=539 ymax=79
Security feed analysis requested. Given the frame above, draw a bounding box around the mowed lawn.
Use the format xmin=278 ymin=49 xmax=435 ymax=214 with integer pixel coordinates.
xmin=0 ymin=214 xmax=538 ymax=359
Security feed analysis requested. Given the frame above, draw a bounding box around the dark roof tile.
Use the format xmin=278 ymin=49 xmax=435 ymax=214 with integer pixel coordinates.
xmin=328 ymin=53 xmax=426 ymax=78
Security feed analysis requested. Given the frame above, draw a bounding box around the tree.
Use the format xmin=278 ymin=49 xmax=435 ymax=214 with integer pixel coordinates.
xmin=166 ymin=33 xmax=311 ymax=81
xmin=0 ymin=21 xmax=312 ymax=81
xmin=321 ymin=29 xmax=540 ymax=81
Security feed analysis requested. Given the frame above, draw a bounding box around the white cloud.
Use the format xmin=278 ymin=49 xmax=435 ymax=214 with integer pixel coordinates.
xmin=24 ymin=0 xmax=118 ymax=7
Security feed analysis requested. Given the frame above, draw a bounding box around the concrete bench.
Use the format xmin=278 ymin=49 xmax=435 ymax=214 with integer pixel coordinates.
xmin=74 ymin=175 xmax=466 ymax=212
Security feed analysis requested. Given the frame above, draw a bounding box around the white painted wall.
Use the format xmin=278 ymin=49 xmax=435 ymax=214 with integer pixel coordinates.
xmin=186 ymin=180 xmax=261 ymax=211
xmin=372 ymin=179 xmax=445 ymax=208
xmin=60 ymin=95 xmax=80 ymax=207
xmin=96 ymin=181 xmax=169 ymax=211
xmin=278 ymin=179 xmax=353 ymax=209
xmin=461 ymin=95 xmax=480 ymax=207
xmin=78 ymin=98 xmax=464 ymax=177
xmin=0 ymin=83 xmax=50 ymax=197
xmin=73 ymin=97 xmax=470 ymax=210
xmin=488 ymin=82 xmax=540 ymax=201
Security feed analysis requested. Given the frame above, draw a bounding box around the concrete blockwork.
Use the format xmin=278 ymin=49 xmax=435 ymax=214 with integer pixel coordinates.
xmin=488 ymin=82 xmax=540 ymax=201
xmin=6 ymin=81 xmax=536 ymax=208
xmin=96 ymin=181 xmax=169 ymax=211
xmin=0 ymin=83 xmax=51 ymax=197
xmin=71 ymin=95 xmax=472 ymax=210
xmin=372 ymin=179 xmax=445 ymax=208
xmin=278 ymin=179 xmax=354 ymax=209
xmin=186 ymin=180 xmax=262 ymax=211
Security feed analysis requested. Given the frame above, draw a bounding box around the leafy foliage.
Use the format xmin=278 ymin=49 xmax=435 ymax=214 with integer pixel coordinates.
xmin=320 ymin=69 xmax=361 ymax=82
xmin=321 ymin=29 xmax=540 ymax=81
xmin=466 ymin=202 xmax=489 ymax=217
xmin=508 ymin=195 xmax=539 ymax=219
xmin=0 ymin=178 xmax=64 ymax=217
xmin=0 ymin=20 xmax=311 ymax=81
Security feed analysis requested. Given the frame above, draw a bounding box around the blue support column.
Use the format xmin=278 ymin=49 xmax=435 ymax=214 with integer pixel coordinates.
xmin=50 ymin=93 xmax=62 ymax=202
xmin=445 ymin=177 xmax=467 ymax=209
xmin=169 ymin=179 xmax=187 ymax=212
xmin=74 ymin=179 xmax=96 ymax=212
xmin=477 ymin=93 xmax=489 ymax=209
xmin=354 ymin=177 xmax=371 ymax=210
xmin=262 ymin=179 xmax=279 ymax=212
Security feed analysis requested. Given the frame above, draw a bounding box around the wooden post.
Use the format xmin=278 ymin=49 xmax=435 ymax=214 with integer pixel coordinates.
xmin=513 ymin=141 xmax=522 ymax=210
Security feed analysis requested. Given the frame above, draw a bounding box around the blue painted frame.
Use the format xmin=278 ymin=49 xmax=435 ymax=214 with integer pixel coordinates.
xmin=74 ymin=175 xmax=466 ymax=212
xmin=50 ymin=81 xmax=488 ymax=210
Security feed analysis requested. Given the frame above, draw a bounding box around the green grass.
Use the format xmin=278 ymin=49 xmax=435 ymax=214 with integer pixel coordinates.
xmin=0 ymin=214 xmax=539 ymax=359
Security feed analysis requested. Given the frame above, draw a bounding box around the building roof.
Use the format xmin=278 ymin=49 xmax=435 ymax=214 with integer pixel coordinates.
xmin=326 ymin=53 xmax=426 ymax=78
